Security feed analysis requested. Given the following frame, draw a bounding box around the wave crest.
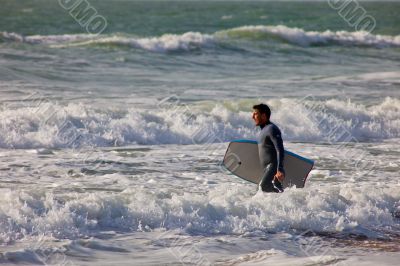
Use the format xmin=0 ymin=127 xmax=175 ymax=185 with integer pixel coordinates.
xmin=218 ymin=25 xmax=400 ymax=48
xmin=2 ymin=25 xmax=399 ymax=53
xmin=0 ymin=31 xmax=214 ymax=52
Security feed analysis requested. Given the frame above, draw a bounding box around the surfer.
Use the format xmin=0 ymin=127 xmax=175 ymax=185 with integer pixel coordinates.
xmin=252 ymin=104 xmax=285 ymax=193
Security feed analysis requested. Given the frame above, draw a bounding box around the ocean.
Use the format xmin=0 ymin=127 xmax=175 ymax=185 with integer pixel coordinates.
xmin=0 ymin=0 xmax=399 ymax=265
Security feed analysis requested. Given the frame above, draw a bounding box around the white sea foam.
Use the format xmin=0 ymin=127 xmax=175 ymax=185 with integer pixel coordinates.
xmin=0 ymin=32 xmax=95 ymax=44
xmin=0 ymin=98 xmax=399 ymax=149
xmin=0 ymin=183 xmax=398 ymax=243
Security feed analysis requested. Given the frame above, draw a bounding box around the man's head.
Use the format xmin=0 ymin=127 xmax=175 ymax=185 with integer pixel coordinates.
xmin=252 ymin=103 xmax=271 ymax=127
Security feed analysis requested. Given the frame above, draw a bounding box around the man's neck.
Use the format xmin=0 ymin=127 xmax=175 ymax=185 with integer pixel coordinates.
xmin=259 ymin=121 xmax=270 ymax=129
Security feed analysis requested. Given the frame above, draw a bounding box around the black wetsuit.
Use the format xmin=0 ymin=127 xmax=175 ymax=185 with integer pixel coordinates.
xmin=258 ymin=121 xmax=285 ymax=193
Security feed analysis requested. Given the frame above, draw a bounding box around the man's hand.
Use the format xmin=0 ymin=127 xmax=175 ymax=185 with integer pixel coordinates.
xmin=274 ymin=170 xmax=285 ymax=182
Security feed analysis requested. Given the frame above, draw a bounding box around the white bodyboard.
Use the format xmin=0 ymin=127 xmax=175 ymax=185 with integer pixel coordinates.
xmin=223 ymin=140 xmax=314 ymax=188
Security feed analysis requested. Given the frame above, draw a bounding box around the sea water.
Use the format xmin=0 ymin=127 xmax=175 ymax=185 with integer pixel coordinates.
xmin=0 ymin=1 xmax=399 ymax=265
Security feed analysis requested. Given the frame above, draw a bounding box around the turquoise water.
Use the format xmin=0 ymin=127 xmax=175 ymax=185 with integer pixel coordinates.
xmin=1 ymin=0 xmax=399 ymax=105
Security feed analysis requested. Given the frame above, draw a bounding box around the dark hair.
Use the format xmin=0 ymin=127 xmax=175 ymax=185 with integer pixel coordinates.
xmin=253 ymin=103 xmax=271 ymax=118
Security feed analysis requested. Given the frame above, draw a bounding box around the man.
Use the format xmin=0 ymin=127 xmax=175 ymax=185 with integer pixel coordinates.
xmin=252 ymin=104 xmax=285 ymax=193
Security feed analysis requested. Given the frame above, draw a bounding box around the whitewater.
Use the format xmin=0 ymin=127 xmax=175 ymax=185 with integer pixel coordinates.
xmin=1 ymin=97 xmax=400 ymax=149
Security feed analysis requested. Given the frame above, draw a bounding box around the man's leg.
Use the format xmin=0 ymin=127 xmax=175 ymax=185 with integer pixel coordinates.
xmin=259 ymin=164 xmax=284 ymax=193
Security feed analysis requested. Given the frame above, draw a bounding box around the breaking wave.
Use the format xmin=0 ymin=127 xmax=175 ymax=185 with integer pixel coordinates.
xmin=0 ymin=97 xmax=399 ymax=149
xmin=0 ymin=31 xmax=214 ymax=52
xmin=218 ymin=25 xmax=400 ymax=48
xmin=1 ymin=25 xmax=399 ymax=52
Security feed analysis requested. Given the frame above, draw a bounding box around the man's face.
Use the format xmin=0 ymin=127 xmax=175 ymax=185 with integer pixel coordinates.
xmin=252 ymin=109 xmax=267 ymax=126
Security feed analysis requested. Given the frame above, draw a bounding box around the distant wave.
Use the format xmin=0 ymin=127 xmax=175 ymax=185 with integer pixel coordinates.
xmin=1 ymin=25 xmax=400 ymax=52
xmin=0 ymin=97 xmax=399 ymax=149
xmin=0 ymin=32 xmax=95 ymax=44
xmin=218 ymin=25 xmax=400 ymax=48
xmin=0 ymin=31 xmax=214 ymax=52
xmin=52 ymin=32 xmax=214 ymax=52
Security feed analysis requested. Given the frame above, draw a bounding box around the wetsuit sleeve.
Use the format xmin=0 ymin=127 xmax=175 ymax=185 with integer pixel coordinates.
xmin=269 ymin=126 xmax=285 ymax=172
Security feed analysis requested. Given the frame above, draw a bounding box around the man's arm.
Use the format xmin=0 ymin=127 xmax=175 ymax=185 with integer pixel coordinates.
xmin=269 ymin=126 xmax=285 ymax=173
